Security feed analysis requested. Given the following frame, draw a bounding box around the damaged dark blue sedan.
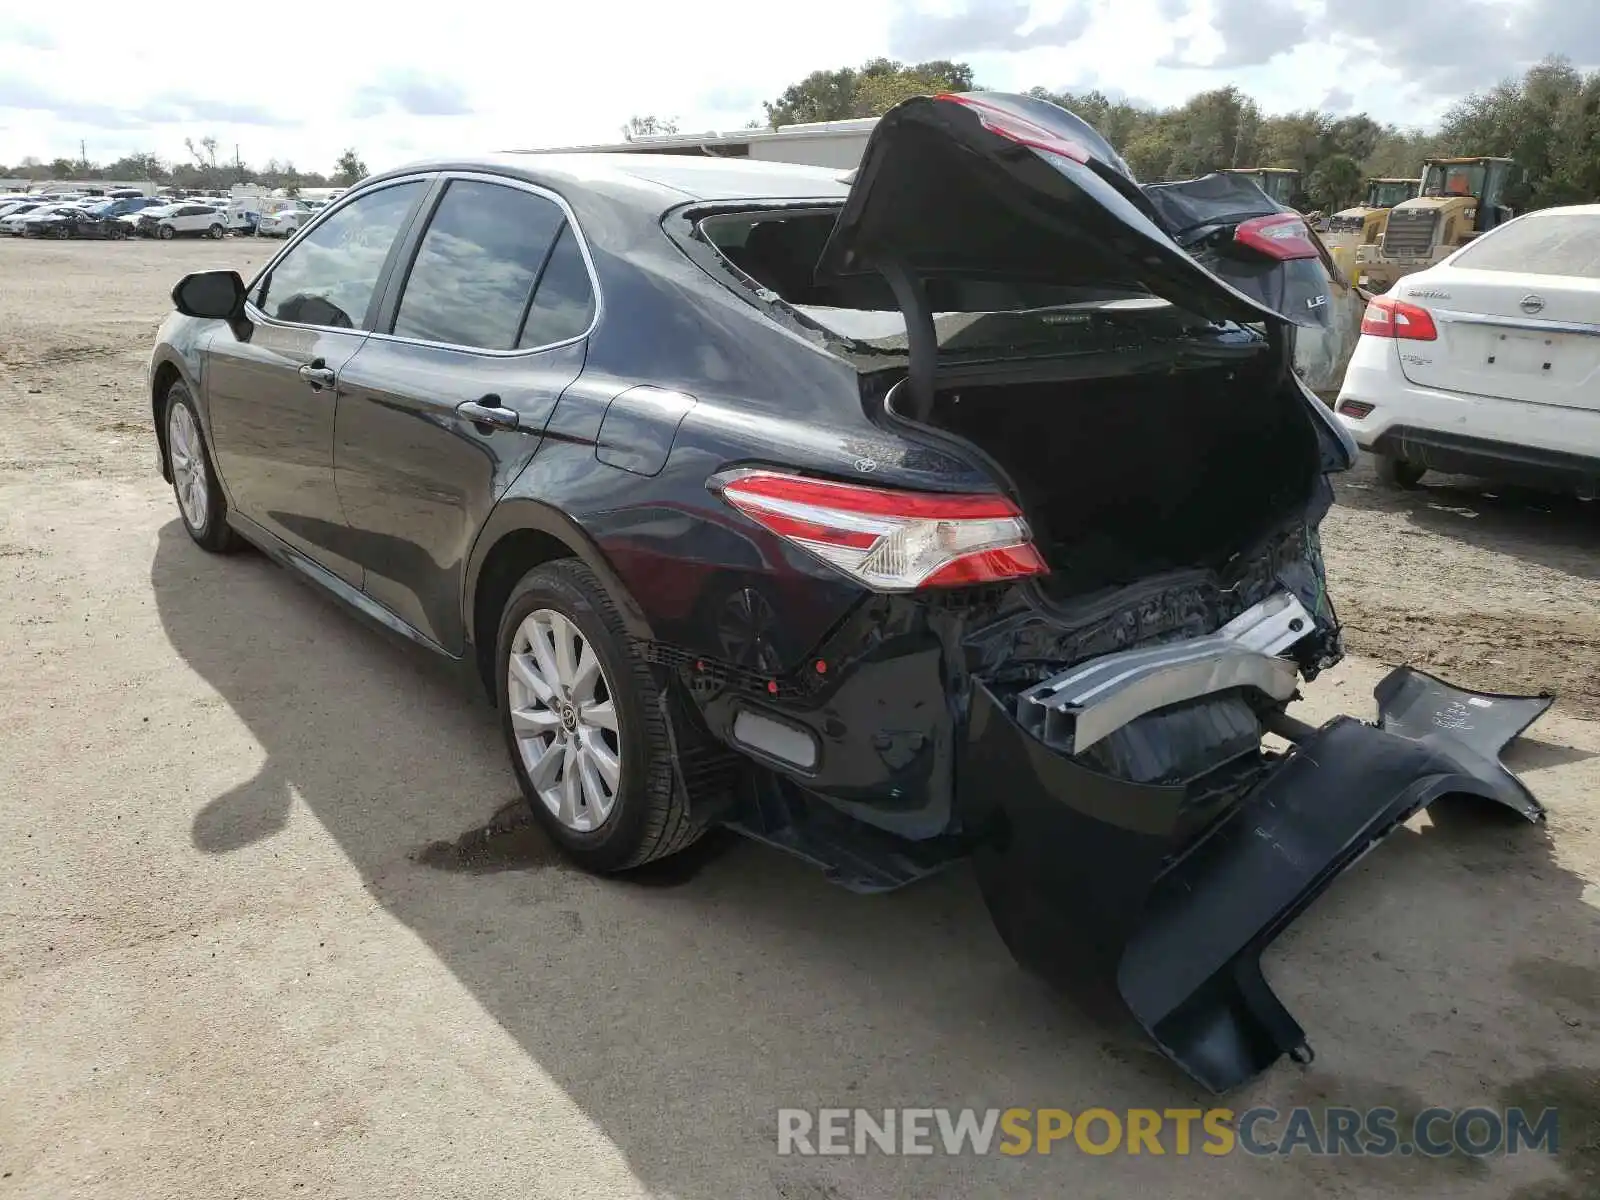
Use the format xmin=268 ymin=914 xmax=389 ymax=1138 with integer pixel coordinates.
xmin=148 ymin=92 xmax=1553 ymax=1093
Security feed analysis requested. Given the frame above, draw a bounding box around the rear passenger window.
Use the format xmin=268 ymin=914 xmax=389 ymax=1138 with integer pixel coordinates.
xmin=518 ymin=224 xmax=596 ymax=348
xmin=392 ymin=180 xmax=577 ymax=351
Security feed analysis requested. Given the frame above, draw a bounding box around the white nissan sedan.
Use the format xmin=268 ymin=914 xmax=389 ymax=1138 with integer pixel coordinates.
xmin=1335 ymin=204 xmax=1600 ymax=495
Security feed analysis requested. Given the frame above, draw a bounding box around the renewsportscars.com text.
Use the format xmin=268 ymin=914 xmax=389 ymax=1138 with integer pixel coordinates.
xmin=776 ymin=1106 xmax=1560 ymax=1157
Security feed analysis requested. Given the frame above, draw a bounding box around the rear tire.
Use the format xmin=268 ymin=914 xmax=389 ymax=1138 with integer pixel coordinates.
xmin=495 ymin=558 xmax=703 ymax=873
xmin=1374 ymin=453 xmax=1426 ymax=489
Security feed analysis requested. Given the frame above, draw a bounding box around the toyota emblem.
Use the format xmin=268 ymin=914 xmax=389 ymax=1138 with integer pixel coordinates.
xmin=1519 ymin=294 xmax=1545 ymax=315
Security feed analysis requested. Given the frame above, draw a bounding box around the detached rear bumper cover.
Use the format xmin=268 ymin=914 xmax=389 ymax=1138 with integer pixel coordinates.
xmin=963 ymin=665 xmax=1551 ymax=1093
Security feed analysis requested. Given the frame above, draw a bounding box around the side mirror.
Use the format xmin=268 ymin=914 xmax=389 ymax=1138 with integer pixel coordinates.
xmin=172 ymin=270 xmax=246 ymax=320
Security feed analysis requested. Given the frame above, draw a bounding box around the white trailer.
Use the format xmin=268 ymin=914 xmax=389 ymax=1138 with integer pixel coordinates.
xmin=524 ymin=117 xmax=880 ymax=170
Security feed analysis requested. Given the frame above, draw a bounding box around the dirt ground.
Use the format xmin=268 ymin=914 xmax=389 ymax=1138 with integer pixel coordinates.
xmin=1 ymin=238 xmax=1597 ymax=1200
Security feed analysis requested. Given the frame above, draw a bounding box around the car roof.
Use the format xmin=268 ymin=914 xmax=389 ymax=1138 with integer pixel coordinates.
xmin=370 ymin=151 xmax=852 ymax=205
xmin=1515 ymin=203 xmax=1600 ymax=218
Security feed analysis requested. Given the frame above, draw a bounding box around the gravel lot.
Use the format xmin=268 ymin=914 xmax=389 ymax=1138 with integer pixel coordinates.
xmin=2 ymin=238 xmax=1597 ymax=1200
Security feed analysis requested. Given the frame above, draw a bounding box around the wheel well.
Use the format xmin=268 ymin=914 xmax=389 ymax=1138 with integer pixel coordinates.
xmin=151 ymin=361 xmax=182 ymax=479
xmin=471 ymin=528 xmax=578 ymax=701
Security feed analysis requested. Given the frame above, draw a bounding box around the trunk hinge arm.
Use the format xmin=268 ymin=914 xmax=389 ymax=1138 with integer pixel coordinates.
xmin=874 ymin=259 xmax=936 ymax=421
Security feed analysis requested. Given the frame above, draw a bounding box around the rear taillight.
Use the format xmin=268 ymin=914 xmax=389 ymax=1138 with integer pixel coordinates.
xmin=936 ymin=93 xmax=1090 ymax=164
xmin=1360 ymin=294 xmax=1438 ymax=341
xmin=1233 ymin=213 xmax=1320 ymax=260
xmin=1337 ymin=399 xmax=1375 ymax=419
xmin=714 ymin=469 xmax=1047 ymax=592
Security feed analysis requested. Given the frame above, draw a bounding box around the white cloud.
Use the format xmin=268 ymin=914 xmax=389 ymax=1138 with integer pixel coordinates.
xmin=0 ymin=0 xmax=1590 ymax=174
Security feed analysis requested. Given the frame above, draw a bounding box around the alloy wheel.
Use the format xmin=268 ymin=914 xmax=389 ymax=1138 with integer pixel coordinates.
xmin=506 ymin=608 xmax=622 ymax=833
xmin=167 ymin=403 xmax=209 ymax=530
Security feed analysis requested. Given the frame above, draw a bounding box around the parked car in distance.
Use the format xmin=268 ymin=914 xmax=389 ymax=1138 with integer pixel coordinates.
xmin=1142 ymin=172 xmax=1368 ymax=403
xmin=21 ymin=206 xmax=128 ymax=239
xmin=1336 ymin=203 xmax=1600 ymax=495
xmin=149 ymin=93 xmax=1554 ymax=1095
xmin=0 ymin=200 xmax=43 ymax=220
xmin=137 ymin=203 xmax=227 ymax=239
xmin=255 ymin=203 xmax=311 ymax=237
xmin=1 ymin=204 xmax=68 ymax=235
xmin=87 ymin=196 xmax=164 ymax=220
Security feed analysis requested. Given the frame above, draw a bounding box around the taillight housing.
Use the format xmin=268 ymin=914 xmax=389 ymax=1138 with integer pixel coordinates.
xmin=1360 ymin=294 xmax=1438 ymax=341
xmin=713 ymin=469 xmax=1048 ymax=592
xmin=936 ymin=93 xmax=1090 ymax=164
xmin=1233 ymin=213 xmax=1321 ymax=260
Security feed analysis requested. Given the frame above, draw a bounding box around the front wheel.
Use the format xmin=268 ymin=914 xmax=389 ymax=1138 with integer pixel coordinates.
xmin=53 ymin=225 xmax=69 ymax=239
xmin=165 ymin=383 xmax=237 ymax=553
xmin=495 ymin=559 xmax=703 ymax=873
xmin=1374 ymin=453 xmax=1426 ymax=489
xmin=208 ymin=224 xmax=224 ymax=239
xmin=158 ymin=224 xmax=174 ymax=240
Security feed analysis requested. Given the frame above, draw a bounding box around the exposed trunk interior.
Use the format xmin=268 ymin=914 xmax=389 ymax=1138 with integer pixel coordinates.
xmin=910 ymin=359 xmax=1323 ymax=601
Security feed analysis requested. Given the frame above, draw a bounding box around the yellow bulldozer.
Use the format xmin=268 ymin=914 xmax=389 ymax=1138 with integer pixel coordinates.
xmin=1320 ymin=177 xmax=1419 ymax=278
xmin=1354 ymin=157 xmax=1522 ymax=292
xmin=1220 ymin=167 xmax=1302 ymax=209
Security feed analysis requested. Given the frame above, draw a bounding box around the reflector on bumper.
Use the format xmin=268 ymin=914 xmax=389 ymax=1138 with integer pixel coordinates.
xmin=961 ymin=664 xmax=1551 ymax=1092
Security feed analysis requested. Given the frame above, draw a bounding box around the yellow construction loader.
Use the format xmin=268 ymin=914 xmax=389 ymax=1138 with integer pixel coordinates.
xmin=1320 ymin=177 xmax=1419 ymax=278
xmin=1354 ymin=157 xmax=1521 ymax=292
xmin=1220 ymin=167 xmax=1302 ymax=209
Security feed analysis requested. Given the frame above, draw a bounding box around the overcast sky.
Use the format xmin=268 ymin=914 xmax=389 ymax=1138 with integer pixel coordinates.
xmin=1 ymin=0 xmax=1594 ymax=176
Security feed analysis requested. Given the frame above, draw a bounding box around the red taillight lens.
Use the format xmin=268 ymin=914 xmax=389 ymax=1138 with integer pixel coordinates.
xmin=935 ymin=93 xmax=1090 ymax=164
xmin=1360 ymin=294 xmax=1438 ymax=341
xmin=1233 ymin=213 xmax=1320 ymax=260
xmin=714 ymin=469 xmax=1048 ymax=592
xmin=1337 ymin=399 xmax=1375 ymax=419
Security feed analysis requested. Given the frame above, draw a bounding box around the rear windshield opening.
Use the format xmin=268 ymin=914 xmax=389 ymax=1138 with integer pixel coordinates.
xmin=1450 ymin=212 xmax=1600 ymax=279
xmin=699 ymin=211 xmax=1200 ymax=358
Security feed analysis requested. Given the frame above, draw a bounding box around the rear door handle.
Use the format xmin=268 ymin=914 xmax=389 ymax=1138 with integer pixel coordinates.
xmin=456 ymin=398 xmax=520 ymax=431
xmin=298 ymin=363 xmax=337 ymax=390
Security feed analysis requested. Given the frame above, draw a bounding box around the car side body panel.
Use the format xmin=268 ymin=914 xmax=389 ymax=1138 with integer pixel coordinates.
xmin=333 ymin=336 xmax=587 ymax=653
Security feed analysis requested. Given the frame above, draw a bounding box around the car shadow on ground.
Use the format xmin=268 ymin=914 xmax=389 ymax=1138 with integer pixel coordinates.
xmin=1332 ymin=458 xmax=1598 ymax=583
xmin=151 ymin=521 xmax=1600 ymax=1199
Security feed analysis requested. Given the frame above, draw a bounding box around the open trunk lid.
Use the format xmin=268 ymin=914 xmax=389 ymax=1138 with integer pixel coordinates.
xmin=815 ymin=93 xmax=1287 ymax=353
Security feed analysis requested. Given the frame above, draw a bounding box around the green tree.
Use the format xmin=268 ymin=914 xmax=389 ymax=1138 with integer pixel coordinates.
xmin=333 ymin=149 xmax=369 ymax=185
xmin=1309 ymin=153 xmax=1364 ymax=210
xmin=763 ymin=66 xmax=860 ymax=126
xmin=104 ymin=152 xmax=166 ymax=180
xmin=762 ymin=58 xmax=976 ymax=127
xmin=621 ymin=115 xmax=679 ymax=140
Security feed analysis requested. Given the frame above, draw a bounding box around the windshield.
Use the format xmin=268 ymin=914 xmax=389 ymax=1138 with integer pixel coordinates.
xmin=1368 ymin=181 xmax=1416 ymax=207
xmin=1259 ymin=174 xmax=1296 ymax=205
xmin=1421 ymin=162 xmax=1486 ymax=199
